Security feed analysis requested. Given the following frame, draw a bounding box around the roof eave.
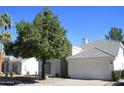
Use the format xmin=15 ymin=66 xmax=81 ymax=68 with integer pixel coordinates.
xmin=66 ymin=56 xmax=115 ymax=61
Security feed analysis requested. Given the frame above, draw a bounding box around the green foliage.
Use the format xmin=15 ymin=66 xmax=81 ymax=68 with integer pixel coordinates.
xmin=105 ymin=27 xmax=124 ymax=42
xmin=4 ymin=42 xmax=14 ymax=55
xmin=112 ymin=70 xmax=121 ymax=81
xmin=0 ymin=33 xmax=2 ymax=42
xmin=121 ymin=69 xmax=124 ymax=79
xmin=33 ymin=8 xmax=71 ymax=60
xmin=14 ymin=21 xmax=38 ymax=58
xmin=4 ymin=8 xmax=71 ymax=79
xmin=4 ymin=32 xmax=11 ymax=42
xmin=0 ymin=13 xmax=12 ymax=30
xmin=6 ymin=8 xmax=71 ymax=60
xmin=0 ymin=13 xmax=12 ymax=56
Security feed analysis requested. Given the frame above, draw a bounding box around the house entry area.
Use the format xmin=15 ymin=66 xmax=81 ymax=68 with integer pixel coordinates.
xmin=45 ymin=62 xmax=51 ymax=75
xmin=38 ymin=59 xmax=61 ymax=77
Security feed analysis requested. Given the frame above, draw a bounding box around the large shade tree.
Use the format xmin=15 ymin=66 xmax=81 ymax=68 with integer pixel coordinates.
xmin=5 ymin=8 xmax=71 ymax=79
xmin=105 ymin=27 xmax=124 ymax=44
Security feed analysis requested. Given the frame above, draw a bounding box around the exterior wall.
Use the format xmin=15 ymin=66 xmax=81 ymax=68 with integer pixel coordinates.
xmin=113 ymin=47 xmax=124 ymax=70
xmin=21 ymin=58 xmax=38 ymax=75
xmin=68 ymin=57 xmax=113 ymax=80
xmin=49 ymin=59 xmax=61 ymax=77
xmin=72 ymin=46 xmax=82 ymax=56
xmin=60 ymin=59 xmax=68 ymax=77
xmin=38 ymin=59 xmax=61 ymax=77
xmin=8 ymin=63 xmax=13 ymax=72
xmin=17 ymin=62 xmax=21 ymax=74
xmin=38 ymin=61 xmax=42 ymax=75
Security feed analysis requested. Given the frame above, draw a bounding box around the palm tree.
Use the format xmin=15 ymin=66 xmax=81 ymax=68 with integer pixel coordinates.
xmin=0 ymin=13 xmax=12 ymax=75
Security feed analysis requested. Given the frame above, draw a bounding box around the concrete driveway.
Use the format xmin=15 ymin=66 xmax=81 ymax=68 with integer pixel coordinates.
xmin=18 ymin=78 xmax=115 ymax=86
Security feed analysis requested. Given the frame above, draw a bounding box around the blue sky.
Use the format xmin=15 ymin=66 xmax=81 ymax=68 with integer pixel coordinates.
xmin=0 ymin=6 xmax=124 ymax=45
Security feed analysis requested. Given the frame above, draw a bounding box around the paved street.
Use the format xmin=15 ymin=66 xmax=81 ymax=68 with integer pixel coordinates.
xmin=16 ymin=78 xmax=115 ymax=86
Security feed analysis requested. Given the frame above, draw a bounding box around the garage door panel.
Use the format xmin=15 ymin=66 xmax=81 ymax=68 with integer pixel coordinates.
xmin=68 ymin=59 xmax=112 ymax=80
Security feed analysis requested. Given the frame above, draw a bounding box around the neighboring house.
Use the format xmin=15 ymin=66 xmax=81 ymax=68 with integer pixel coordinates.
xmin=67 ymin=39 xmax=124 ymax=80
xmin=4 ymin=56 xmax=62 ymax=77
xmin=4 ymin=57 xmax=38 ymax=75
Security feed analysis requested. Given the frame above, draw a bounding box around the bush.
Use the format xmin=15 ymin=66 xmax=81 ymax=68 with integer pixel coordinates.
xmin=121 ymin=70 xmax=124 ymax=79
xmin=5 ymin=72 xmax=8 ymax=77
xmin=55 ymin=73 xmax=59 ymax=77
xmin=10 ymin=72 xmax=13 ymax=77
xmin=112 ymin=70 xmax=121 ymax=81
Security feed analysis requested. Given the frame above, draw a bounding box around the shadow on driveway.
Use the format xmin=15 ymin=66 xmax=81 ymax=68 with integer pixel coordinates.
xmin=0 ymin=76 xmax=39 ymax=86
xmin=112 ymin=82 xmax=124 ymax=86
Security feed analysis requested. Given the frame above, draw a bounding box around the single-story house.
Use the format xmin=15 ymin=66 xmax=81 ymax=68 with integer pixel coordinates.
xmin=3 ymin=56 xmax=62 ymax=77
xmin=67 ymin=39 xmax=124 ymax=80
xmin=4 ymin=57 xmax=38 ymax=75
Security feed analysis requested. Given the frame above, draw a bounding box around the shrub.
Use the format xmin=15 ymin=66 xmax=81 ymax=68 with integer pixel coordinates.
xmin=5 ymin=72 xmax=8 ymax=77
xmin=55 ymin=73 xmax=59 ymax=77
xmin=112 ymin=70 xmax=121 ymax=81
xmin=61 ymin=72 xmax=69 ymax=78
xmin=121 ymin=70 xmax=124 ymax=79
xmin=10 ymin=72 xmax=13 ymax=77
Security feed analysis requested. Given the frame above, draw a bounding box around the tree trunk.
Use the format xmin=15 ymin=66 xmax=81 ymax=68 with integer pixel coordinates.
xmin=5 ymin=61 xmax=9 ymax=77
xmin=41 ymin=59 xmax=46 ymax=80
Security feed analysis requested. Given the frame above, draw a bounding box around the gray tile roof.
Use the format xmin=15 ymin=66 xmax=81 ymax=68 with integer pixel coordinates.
xmin=67 ymin=39 xmax=123 ymax=59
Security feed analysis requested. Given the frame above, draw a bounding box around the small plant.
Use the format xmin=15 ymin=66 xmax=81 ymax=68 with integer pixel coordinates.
xmin=63 ymin=72 xmax=69 ymax=78
xmin=10 ymin=72 xmax=13 ymax=77
xmin=5 ymin=72 xmax=8 ymax=77
xmin=112 ymin=70 xmax=121 ymax=81
xmin=64 ymin=74 xmax=69 ymax=78
xmin=121 ymin=69 xmax=124 ymax=79
xmin=55 ymin=73 xmax=59 ymax=77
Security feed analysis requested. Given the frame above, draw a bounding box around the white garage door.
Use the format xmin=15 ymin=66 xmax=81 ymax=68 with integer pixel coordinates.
xmin=68 ymin=59 xmax=112 ymax=80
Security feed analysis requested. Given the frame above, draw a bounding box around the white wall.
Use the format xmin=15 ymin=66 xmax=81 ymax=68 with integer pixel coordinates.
xmin=113 ymin=47 xmax=124 ymax=70
xmin=21 ymin=57 xmax=38 ymax=75
xmin=72 ymin=46 xmax=82 ymax=56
